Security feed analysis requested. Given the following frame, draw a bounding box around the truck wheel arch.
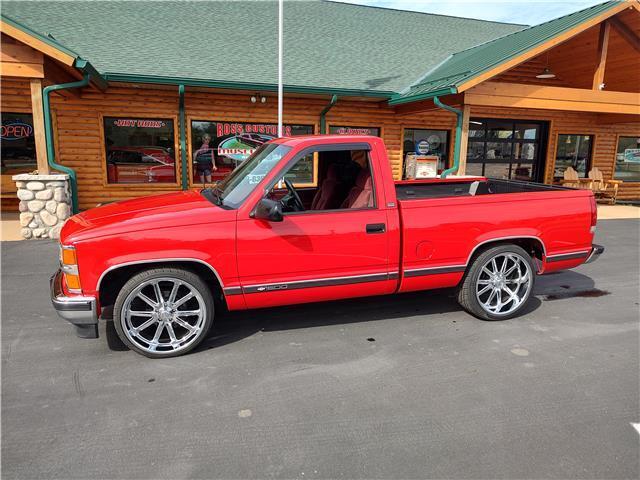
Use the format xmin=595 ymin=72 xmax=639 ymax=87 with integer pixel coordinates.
xmin=466 ymin=236 xmax=546 ymax=272
xmin=97 ymin=259 xmax=225 ymax=313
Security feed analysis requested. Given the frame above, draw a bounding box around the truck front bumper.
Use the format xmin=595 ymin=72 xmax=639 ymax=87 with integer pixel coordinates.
xmin=585 ymin=244 xmax=605 ymax=264
xmin=50 ymin=269 xmax=99 ymax=339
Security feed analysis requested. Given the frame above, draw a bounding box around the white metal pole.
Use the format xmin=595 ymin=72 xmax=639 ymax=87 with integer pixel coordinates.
xmin=277 ymin=0 xmax=283 ymax=137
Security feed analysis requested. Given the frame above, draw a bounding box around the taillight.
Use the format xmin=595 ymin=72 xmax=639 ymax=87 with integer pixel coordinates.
xmin=60 ymin=245 xmax=82 ymax=293
xmin=590 ymin=194 xmax=597 ymax=233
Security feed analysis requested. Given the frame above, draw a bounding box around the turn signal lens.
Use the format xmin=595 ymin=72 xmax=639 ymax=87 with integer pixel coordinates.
xmin=64 ymin=273 xmax=82 ymax=291
xmin=61 ymin=247 xmax=77 ymax=266
xmin=60 ymin=245 xmax=81 ymax=292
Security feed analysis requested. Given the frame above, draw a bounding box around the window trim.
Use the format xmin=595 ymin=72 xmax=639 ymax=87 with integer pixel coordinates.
xmin=613 ymin=133 xmax=640 ymax=183
xmin=553 ymin=132 xmax=596 ymax=180
xmin=261 ymin=143 xmax=378 ymax=216
xmin=100 ymin=113 xmax=181 ymax=188
xmin=187 ymin=116 xmax=317 ymax=188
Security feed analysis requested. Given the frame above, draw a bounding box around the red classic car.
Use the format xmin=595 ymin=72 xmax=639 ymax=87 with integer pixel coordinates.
xmin=106 ymin=146 xmax=176 ymax=183
xmin=52 ymin=135 xmax=602 ymax=358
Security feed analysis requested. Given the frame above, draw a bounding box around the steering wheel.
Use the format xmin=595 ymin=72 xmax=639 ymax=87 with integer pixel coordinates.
xmin=284 ymin=178 xmax=305 ymax=211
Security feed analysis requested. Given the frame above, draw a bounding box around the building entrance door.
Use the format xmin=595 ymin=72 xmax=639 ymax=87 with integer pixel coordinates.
xmin=466 ymin=119 xmax=548 ymax=182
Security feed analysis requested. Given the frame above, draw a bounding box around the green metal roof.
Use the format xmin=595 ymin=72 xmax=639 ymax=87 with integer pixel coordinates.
xmin=1 ymin=0 xmax=524 ymax=96
xmin=389 ymin=0 xmax=625 ymax=104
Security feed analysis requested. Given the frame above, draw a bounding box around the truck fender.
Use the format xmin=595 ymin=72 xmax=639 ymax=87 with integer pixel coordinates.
xmin=466 ymin=235 xmax=547 ymax=271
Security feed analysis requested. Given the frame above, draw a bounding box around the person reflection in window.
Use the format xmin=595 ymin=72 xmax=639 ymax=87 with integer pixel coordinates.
xmin=193 ymin=134 xmax=217 ymax=183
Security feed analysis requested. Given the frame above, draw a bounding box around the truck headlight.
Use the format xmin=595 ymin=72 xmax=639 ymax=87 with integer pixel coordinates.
xmin=60 ymin=245 xmax=82 ymax=293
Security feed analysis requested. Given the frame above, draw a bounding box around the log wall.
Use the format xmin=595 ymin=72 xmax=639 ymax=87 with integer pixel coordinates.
xmin=1 ymin=78 xmax=638 ymax=209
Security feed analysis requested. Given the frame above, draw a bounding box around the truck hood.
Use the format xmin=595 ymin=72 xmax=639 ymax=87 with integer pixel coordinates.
xmin=60 ymin=190 xmax=235 ymax=243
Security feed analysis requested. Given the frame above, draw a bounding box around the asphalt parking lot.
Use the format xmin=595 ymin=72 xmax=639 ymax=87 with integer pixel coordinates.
xmin=2 ymin=219 xmax=639 ymax=479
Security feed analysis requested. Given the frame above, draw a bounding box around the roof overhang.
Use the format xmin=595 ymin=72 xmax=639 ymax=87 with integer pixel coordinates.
xmin=454 ymin=0 xmax=638 ymax=94
xmin=1 ymin=13 xmax=107 ymax=91
xmin=389 ymin=0 xmax=638 ymax=106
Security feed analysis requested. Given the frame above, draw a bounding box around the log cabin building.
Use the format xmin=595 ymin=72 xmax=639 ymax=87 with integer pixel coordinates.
xmin=1 ymin=0 xmax=639 ymax=214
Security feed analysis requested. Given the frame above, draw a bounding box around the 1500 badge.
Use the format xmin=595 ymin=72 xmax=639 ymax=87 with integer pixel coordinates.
xmin=257 ymin=284 xmax=289 ymax=292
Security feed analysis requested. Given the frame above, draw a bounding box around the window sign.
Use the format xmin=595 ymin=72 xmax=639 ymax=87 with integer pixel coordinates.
xmin=103 ymin=117 xmax=176 ymax=184
xmin=403 ymin=129 xmax=449 ymax=177
xmin=329 ymin=125 xmax=380 ymax=136
xmin=623 ymin=148 xmax=640 ymax=163
xmin=614 ymin=136 xmax=640 ymax=182
xmin=190 ymin=121 xmax=313 ymax=184
xmin=1 ymin=113 xmax=36 ymax=175
xmin=416 ymin=140 xmax=430 ymax=154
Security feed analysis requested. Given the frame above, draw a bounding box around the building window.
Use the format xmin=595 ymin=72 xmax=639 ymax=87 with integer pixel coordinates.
xmin=466 ymin=119 xmax=546 ymax=181
xmin=190 ymin=121 xmax=313 ymax=184
xmin=402 ymin=129 xmax=449 ymax=177
xmin=614 ymin=136 xmax=640 ymax=182
xmin=103 ymin=118 xmax=176 ymax=184
xmin=1 ymin=112 xmax=36 ymax=175
xmin=554 ymin=134 xmax=593 ymax=180
xmin=329 ymin=125 xmax=380 ymax=136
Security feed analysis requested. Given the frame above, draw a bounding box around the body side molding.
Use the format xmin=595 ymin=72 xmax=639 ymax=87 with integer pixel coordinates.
xmin=96 ymin=258 xmax=226 ymax=292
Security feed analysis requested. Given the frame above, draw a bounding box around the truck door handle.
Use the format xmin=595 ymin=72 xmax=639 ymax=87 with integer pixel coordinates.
xmin=366 ymin=223 xmax=386 ymax=234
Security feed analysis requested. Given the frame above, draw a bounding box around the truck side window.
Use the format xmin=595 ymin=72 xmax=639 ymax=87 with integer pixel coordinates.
xmin=269 ymin=149 xmax=375 ymax=212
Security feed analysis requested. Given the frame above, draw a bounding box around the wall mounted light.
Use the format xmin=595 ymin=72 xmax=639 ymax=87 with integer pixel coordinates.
xmin=251 ymin=93 xmax=267 ymax=103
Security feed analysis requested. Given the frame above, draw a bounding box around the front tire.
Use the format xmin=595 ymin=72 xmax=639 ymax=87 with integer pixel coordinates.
xmin=113 ymin=268 xmax=214 ymax=358
xmin=457 ymin=244 xmax=535 ymax=321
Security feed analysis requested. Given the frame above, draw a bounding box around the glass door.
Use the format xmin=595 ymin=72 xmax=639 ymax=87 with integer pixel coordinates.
xmin=466 ymin=119 xmax=548 ymax=182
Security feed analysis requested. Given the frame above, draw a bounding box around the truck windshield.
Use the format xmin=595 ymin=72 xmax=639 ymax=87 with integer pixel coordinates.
xmin=203 ymin=143 xmax=291 ymax=209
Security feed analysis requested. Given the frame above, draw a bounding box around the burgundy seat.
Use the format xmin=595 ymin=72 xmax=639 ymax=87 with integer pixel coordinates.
xmin=341 ymin=169 xmax=373 ymax=209
xmin=311 ymin=164 xmax=342 ymax=210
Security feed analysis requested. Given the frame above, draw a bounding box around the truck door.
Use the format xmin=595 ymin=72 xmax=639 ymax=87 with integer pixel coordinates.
xmin=236 ymin=143 xmax=396 ymax=309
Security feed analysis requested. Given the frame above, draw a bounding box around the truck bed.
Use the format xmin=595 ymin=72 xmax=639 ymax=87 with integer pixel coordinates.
xmin=395 ymin=178 xmax=568 ymax=201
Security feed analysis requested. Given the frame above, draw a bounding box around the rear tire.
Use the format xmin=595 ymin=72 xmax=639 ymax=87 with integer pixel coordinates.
xmin=457 ymin=244 xmax=535 ymax=321
xmin=113 ymin=267 xmax=214 ymax=358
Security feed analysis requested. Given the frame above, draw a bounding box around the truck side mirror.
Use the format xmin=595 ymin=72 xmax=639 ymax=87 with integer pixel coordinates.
xmin=252 ymin=198 xmax=283 ymax=222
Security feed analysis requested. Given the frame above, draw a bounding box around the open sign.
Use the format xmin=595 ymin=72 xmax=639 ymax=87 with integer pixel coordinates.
xmin=1 ymin=122 xmax=33 ymax=141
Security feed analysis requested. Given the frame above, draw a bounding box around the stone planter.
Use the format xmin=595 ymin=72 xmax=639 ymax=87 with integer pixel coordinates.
xmin=12 ymin=173 xmax=71 ymax=240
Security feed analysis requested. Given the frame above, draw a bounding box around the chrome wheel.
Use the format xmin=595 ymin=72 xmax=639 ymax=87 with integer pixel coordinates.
xmin=475 ymin=252 xmax=532 ymax=317
xmin=121 ymin=277 xmax=207 ymax=355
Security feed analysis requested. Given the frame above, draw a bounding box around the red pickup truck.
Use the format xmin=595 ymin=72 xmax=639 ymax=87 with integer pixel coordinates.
xmin=51 ymin=135 xmax=603 ymax=358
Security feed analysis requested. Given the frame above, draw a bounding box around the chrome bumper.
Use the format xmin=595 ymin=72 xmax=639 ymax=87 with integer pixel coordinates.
xmin=585 ymin=244 xmax=605 ymax=264
xmin=50 ymin=270 xmax=99 ymax=338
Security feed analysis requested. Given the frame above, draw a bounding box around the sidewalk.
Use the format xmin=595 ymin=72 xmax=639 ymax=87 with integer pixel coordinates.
xmin=596 ymin=204 xmax=640 ymax=220
xmin=1 ymin=212 xmax=22 ymax=242
xmin=1 ymin=204 xmax=638 ymax=242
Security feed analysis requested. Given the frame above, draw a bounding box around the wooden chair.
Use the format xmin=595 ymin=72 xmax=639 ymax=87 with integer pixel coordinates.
xmin=560 ymin=166 xmax=585 ymax=188
xmin=588 ymin=167 xmax=622 ymax=204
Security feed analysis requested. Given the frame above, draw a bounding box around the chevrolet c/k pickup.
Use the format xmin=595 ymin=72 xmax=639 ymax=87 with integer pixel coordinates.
xmin=51 ymin=135 xmax=603 ymax=358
